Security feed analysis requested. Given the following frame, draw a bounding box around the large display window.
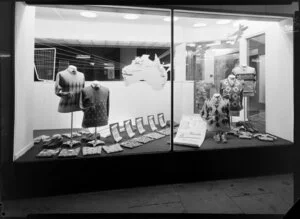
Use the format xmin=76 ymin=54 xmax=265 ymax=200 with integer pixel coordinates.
xmin=172 ymin=10 xmax=294 ymax=150
xmin=13 ymin=4 xmax=294 ymax=162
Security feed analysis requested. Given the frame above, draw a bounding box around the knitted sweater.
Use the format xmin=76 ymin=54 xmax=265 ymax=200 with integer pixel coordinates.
xmin=200 ymin=95 xmax=230 ymax=132
xmin=55 ymin=70 xmax=85 ymax=113
xmin=80 ymin=84 xmax=110 ymax=128
xmin=220 ymin=78 xmax=244 ymax=112
xmin=232 ymin=65 xmax=256 ymax=96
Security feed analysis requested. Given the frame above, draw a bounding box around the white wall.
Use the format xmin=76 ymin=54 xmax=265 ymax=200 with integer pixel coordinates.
xmin=14 ymin=2 xmax=36 ymax=159
xmin=33 ymin=81 xmax=171 ymax=130
xmin=265 ymin=19 xmax=294 ymax=142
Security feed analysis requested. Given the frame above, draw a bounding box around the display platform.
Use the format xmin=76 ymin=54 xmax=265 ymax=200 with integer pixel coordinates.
xmin=16 ymin=124 xmax=292 ymax=163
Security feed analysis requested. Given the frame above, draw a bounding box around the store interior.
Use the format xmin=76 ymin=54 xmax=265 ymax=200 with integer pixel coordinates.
xmin=14 ymin=3 xmax=294 ymax=162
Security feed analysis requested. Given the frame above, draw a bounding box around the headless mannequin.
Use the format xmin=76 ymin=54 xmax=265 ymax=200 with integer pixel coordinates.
xmin=211 ymin=93 xmax=227 ymax=143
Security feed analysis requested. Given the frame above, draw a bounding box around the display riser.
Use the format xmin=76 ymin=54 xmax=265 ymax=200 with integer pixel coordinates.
xmin=2 ymin=144 xmax=294 ymax=200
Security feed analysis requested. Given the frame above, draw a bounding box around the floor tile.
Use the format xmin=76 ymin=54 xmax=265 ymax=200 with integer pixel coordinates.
xmin=231 ymin=193 xmax=292 ymax=214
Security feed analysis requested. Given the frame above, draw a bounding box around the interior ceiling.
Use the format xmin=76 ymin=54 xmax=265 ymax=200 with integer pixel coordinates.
xmin=34 ymin=6 xmax=278 ymax=47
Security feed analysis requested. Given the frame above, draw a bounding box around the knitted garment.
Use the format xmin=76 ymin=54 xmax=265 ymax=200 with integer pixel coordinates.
xmin=232 ymin=66 xmax=256 ymax=96
xmin=55 ymin=70 xmax=85 ymax=113
xmin=220 ymin=78 xmax=244 ymax=112
xmin=80 ymin=84 xmax=110 ymax=128
xmin=200 ymin=95 xmax=230 ymax=132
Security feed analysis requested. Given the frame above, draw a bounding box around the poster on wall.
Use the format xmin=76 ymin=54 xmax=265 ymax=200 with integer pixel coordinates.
xmin=157 ymin=113 xmax=167 ymax=128
xmin=148 ymin=115 xmax=157 ymax=131
xmin=124 ymin=119 xmax=136 ymax=138
xmin=109 ymin=123 xmax=123 ymax=143
xmin=174 ymin=114 xmax=207 ymax=148
xmin=135 ymin=117 xmax=146 ymax=134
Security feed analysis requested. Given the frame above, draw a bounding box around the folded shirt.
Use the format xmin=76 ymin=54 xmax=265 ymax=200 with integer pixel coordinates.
xmin=43 ymin=137 xmax=63 ymax=148
xmin=120 ymin=140 xmax=143 ymax=149
xmin=156 ymin=127 xmax=178 ymax=136
xmin=62 ymin=132 xmax=81 ymax=138
xmin=103 ymin=144 xmax=124 ymax=154
xmin=87 ymin=140 xmax=105 ymax=147
xmin=81 ymin=133 xmax=101 ymax=142
xmin=78 ymin=130 xmax=91 ymax=135
xmin=82 ymin=146 xmax=102 ymax=156
xmin=62 ymin=140 xmax=81 ymax=148
xmin=143 ymin=132 xmax=166 ymax=140
xmin=36 ymin=148 xmax=61 ymax=158
xmin=132 ymin=135 xmax=153 ymax=144
xmin=58 ymin=147 xmax=81 ymax=157
xmin=34 ymin=135 xmax=51 ymax=144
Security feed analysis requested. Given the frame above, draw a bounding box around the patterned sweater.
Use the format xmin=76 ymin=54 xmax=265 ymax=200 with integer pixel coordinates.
xmin=200 ymin=95 xmax=230 ymax=132
xmin=80 ymin=84 xmax=110 ymax=128
xmin=220 ymin=78 xmax=243 ymax=112
xmin=55 ymin=70 xmax=85 ymax=113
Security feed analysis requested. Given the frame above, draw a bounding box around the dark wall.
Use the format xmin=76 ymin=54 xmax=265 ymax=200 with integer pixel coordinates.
xmin=0 ymin=1 xmax=16 ymax=200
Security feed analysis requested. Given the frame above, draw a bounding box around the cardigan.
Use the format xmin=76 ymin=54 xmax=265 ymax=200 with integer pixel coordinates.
xmin=80 ymin=84 xmax=110 ymax=128
xmin=220 ymin=78 xmax=244 ymax=112
xmin=200 ymin=94 xmax=230 ymax=132
xmin=55 ymin=69 xmax=85 ymax=113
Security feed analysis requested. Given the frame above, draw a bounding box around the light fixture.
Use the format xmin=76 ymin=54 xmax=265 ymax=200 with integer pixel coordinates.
xmin=163 ymin=17 xmax=179 ymax=22
xmin=216 ymin=19 xmax=231 ymax=25
xmin=80 ymin=11 xmax=97 ymax=18
xmin=193 ymin=22 xmax=207 ymax=27
xmin=76 ymin=55 xmax=91 ymax=59
xmin=123 ymin=14 xmax=140 ymax=20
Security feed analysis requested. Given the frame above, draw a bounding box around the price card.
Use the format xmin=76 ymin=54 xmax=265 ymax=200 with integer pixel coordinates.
xmin=109 ymin=123 xmax=123 ymax=143
xmin=135 ymin=117 xmax=146 ymax=134
xmin=124 ymin=119 xmax=135 ymax=138
xmin=157 ymin=113 xmax=166 ymax=128
xmin=148 ymin=115 xmax=157 ymax=131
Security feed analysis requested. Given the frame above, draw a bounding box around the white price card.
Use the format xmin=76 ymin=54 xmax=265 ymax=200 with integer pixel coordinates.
xmin=148 ymin=115 xmax=157 ymax=131
xmin=158 ymin=113 xmax=166 ymax=128
xmin=136 ymin=118 xmax=146 ymax=134
xmin=124 ymin=120 xmax=135 ymax=138
xmin=110 ymin=124 xmax=122 ymax=143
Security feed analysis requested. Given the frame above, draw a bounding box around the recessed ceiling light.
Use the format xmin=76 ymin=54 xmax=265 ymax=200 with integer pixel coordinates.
xmin=193 ymin=22 xmax=207 ymax=27
xmin=124 ymin=14 xmax=139 ymax=20
xmin=163 ymin=17 xmax=179 ymax=22
xmin=216 ymin=19 xmax=231 ymax=25
xmin=80 ymin=11 xmax=97 ymax=18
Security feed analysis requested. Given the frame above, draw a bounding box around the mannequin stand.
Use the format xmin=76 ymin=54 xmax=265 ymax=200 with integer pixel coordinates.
xmin=70 ymin=112 xmax=73 ymax=146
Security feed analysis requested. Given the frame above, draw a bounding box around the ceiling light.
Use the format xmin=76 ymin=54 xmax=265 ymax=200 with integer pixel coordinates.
xmin=124 ymin=14 xmax=139 ymax=20
xmin=163 ymin=17 xmax=179 ymax=22
xmin=216 ymin=19 xmax=231 ymax=25
xmin=80 ymin=11 xmax=97 ymax=18
xmin=193 ymin=22 xmax=207 ymax=27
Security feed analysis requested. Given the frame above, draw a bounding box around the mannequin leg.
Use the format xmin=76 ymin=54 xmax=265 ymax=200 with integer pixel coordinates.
xmin=70 ymin=112 xmax=73 ymax=146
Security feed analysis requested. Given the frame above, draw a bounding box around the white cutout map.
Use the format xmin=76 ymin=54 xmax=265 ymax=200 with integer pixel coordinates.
xmin=122 ymin=54 xmax=168 ymax=90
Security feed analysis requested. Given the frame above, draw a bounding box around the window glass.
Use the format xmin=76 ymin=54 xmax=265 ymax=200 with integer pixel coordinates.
xmin=173 ymin=10 xmax=294 ymax=151
xmin=14 ymin=5 xmax=171 ymax=161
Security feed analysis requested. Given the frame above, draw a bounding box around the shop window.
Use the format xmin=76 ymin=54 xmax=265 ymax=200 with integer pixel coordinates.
xmin=173 ymin=10 xmax=294 ymax=150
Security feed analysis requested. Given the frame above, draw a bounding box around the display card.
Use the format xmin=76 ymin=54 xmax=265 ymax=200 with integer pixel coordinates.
xmin=174 ymin=114 xmax=207 ymax=148
xmin=124 ymin=120 xmax=135 ymax=138
xmin=148 ymin=115 xmax=157 ymax=131
xmin=157 ymin=113 xmax=167 ymax=128
xmin=110 ymin=123 xmax=123 ymax=143
xmin=136 ymin=117 xmax=146 ymax=134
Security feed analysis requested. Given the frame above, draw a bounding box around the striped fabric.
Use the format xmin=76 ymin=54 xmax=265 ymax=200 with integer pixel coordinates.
xmin=55 ymin=70 xmax=85 ymax=113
